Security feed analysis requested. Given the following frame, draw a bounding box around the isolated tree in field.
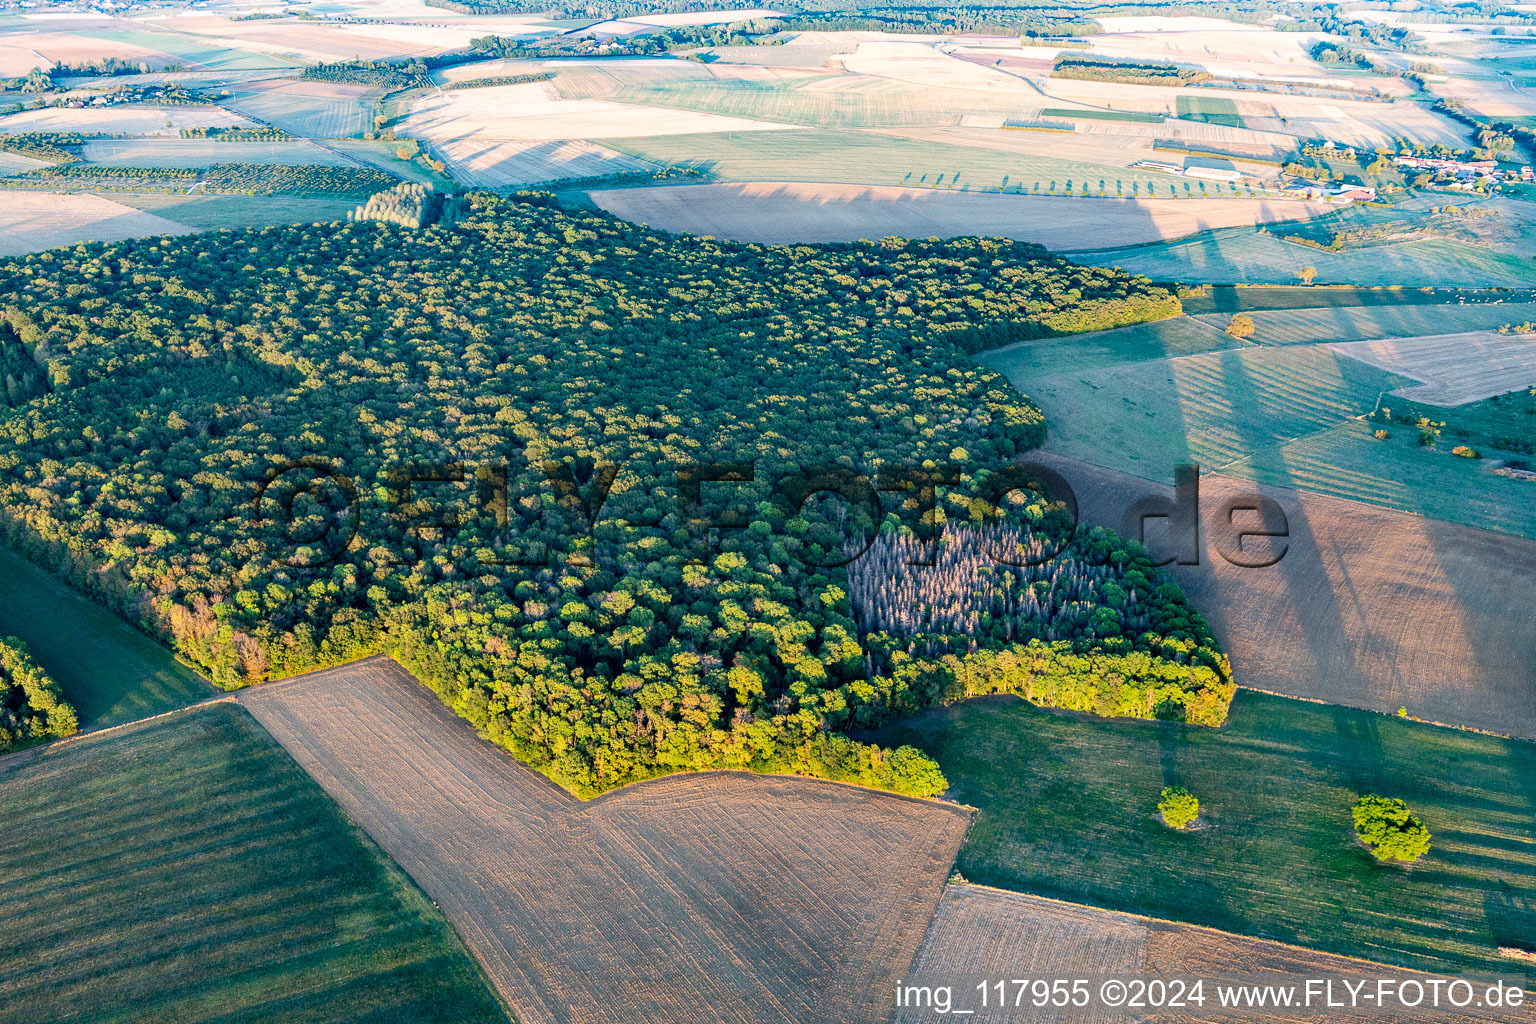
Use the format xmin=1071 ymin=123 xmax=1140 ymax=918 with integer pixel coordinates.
xmin=1298 ymin=265 xmax=1318 ymax=285
xmin=1225 ymin=313 xmax=1255 ymax=340
xmin=1352 ymin=796 xmax=1430 ymax=863
xmin=1158 ymin=786 xmax=1200 ymax=829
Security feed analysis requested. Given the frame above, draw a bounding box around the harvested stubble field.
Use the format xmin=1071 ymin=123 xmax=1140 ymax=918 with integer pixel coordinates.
xmin=878 ymin=689 xmax=1536 ymax=984
xmin=590 ymin=182 xmax=1329 ymax=248
xmin=0 ymin=190 xmax=193 ymax=256
xmin=0 ymin=103 xmax=251 ymax=136
xmin=0 ymin=548 xmax=211 ymax=728
xmin=1330 ymin=331 xmax=1536 ymax=406
xmin=896 ymin=885 xmax=1536 ymax=1023
xmin=1023 ymin=452 xmax=1536 ymax=738
xmin=401 ymin=80 xmax=795 ymax=143
xmin=1190 ymin=301 xmax=1536 ymax=344
xmin=240 ymin=657 xmax=970 ymax=1024
xmin=0 ymin=702 xmax=508 ymax=1023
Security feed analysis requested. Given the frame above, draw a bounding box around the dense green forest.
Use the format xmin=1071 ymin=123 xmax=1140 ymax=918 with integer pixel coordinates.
xmin=0 ymin=192 xmax=1216 ymax=796
xmin=0 ymin=637 xmax=77 ymax=753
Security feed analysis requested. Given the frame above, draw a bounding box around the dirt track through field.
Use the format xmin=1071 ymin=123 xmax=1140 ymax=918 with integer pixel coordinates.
xmin=239 ymin=658 xmax=969 ymax=1024
xmin=896 ymin=885 xmax=1536 ymax=1022
xmin=1028 ymin=454 xmax=1536 ymax=740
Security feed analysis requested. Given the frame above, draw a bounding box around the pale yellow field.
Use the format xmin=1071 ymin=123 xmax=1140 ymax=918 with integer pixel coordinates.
xmin=1432 ymin=76 xmax=1530 ymax=120
xmin=591 ymin=182 xmax=1332 ymax=248
xmin=0 ymin=103 xmax=250 ymax=136
xmin=1331 ymin=332 xmax=1536 ymax=407
xmin=400 ymin=79 xmax=796 ymax=142
xmin=0 ymin=192 xmax=193 ymax=256
xmin=151 ymin=14 xmax=490 ymax=60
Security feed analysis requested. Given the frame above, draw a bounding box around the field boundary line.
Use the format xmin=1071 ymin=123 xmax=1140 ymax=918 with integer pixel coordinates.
xmin=581 ymin=764 xmax=977 ymax=817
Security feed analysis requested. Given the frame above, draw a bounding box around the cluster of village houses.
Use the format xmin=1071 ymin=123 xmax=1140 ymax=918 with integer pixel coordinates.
xmin=1279 ymin=140 xmax=1534 ymax=201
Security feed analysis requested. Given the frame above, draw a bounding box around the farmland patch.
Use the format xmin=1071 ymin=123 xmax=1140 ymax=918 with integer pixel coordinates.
xmin=0 ymin=191 xmax=193 ymax=256
xmin=0 ymin=103 xmax=250 ymax=136
xmin=1022 ymin=453 xmax=1536 ymax=733
xmin=590 ymin=182 xmax=1330 ymax=248
xmin=399 ymin=79 xmax=797 ymax=143
xmin=0 ymin=548 xmax=210 ymax=729
xmin=240 ymin=657 xmax=969 ymax=1024
xmin=879 ymin=689 xmax=1536 ymax=980
xmin=0 ymin=702 xmax=508 ymax=1022
xmin=1329 ymin=331 xmax=1536 ymax=406
xmin=898 ymin=885 xmax=1536 ymax=1023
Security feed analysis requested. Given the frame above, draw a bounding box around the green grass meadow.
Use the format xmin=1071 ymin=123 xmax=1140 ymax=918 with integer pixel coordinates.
xmin=984 ymin=302 xmax=1536 ymax=538
xmin=0 ymin=548 xmax=212 ymax=728
xmin=997 ymin=344 xmax=1411 ymax=471
xmin=1084 ymin=227 xmax=1536 ymax=289
xmin=1228 ymin=420 xmax=1536 ymax=538
xmin=981 ymin=316 xmax=1240 ymax=379
xmin=876 ymin=692 xmax=1536 ymax=978
xmin=0 ymin=703 xmax=509 ymax=1024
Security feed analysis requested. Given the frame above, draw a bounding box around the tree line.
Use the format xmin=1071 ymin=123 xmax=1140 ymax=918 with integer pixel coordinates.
xmin=0 ymin=638 xmax=77 ymax=753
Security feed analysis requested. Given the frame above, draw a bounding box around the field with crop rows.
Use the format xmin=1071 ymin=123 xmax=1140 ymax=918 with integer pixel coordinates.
xmin=989 ymin=320 xmax=1536 ymax=536
xmin=1025 ymin=453 xmax=1536 ymax=736
xmin=0 ymin=703 xmax=508 ymax=1023
xmin=241 ymin=658 xmax=970 ymax=1024
xmin=1007 ymin=344 xmax=1410 ymax=473
xmin=897 ymin=885 xmax=1536 ymax=1023
xmin=435 ymin=137 xmax=656 ymax=188
xmin=1329 ymin=332 xmax=1536 ymax=406
xmin=0 ymin=549 xmax=211 ymax=729
xmin=224 ymin=79 xmax=373 ymax=138
xmin=878 ymin=690 xmax=1536 ymax=981
xmin=1224 ymin=419 xmax=1536 ymax=537
xmin=606 ymin=74 xmax=1031 ymax=129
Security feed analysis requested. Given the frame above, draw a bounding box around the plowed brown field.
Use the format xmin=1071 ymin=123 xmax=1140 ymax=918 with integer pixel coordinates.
xmin=239 ymin=657 xmax=969 ymax=1024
